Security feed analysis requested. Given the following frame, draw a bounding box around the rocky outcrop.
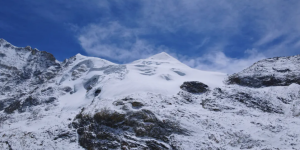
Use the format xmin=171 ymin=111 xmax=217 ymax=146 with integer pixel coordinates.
xmin=227 ymin=55 xmax=300 ymax=88
xmin=228 ymin=92 xmax=284 ymax=114
xmin=72 ymin=108 xmax=187 ymax=150
xmin=0 ymin=39 xmax=61 ymax=100
xmin=4 ymin=100 xmax=21 ymax=114
xmin=180 ymin=81 xmax=209 ymax=94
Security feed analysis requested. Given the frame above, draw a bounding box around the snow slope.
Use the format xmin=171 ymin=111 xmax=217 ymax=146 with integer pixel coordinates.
xmin=0 ymin=39 xmax=300 ymax=150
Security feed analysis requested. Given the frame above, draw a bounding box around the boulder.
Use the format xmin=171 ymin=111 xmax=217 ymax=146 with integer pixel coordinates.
xmin=180 ymin=81 xmax=209 ymax=94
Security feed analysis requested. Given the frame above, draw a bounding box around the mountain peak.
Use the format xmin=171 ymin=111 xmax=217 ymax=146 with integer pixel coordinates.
xmin=70 ymin=53 xmax=87 ymax=60
xmin=75 ymin=53 xmax=84 ymax=57
xmin=147 ymin=52 xmax=178 ymax=61
xmin=0 ymin=38 xmax=9 ymax=44
xmin=1 ymin=39 xmax=300 ymax=150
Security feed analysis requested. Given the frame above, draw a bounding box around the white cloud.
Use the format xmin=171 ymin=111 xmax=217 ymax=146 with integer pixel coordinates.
xmin=180 ymin=49 xmax=266 ymax=74
xmin=78 ymin=22 xmax=166 ymax=62
xmin=76 ymin=0 xmax=300 ymax=73
xmin=139 ymin=0 xmax=240 ymax=35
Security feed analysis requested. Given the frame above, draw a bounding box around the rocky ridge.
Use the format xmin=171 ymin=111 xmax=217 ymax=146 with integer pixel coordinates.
xmin=227 ymin=55 xmax=300 ymax=87
xmin=0 ymin=39 xmax=300 ymax=150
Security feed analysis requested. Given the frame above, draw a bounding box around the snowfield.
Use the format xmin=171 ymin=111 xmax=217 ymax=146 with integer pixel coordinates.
xmin=0 ymin=38 xmax=300 ymax=150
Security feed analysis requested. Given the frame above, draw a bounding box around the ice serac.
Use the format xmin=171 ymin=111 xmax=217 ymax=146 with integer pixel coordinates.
xmin=0 ymin=39 xmax=300 ymax=150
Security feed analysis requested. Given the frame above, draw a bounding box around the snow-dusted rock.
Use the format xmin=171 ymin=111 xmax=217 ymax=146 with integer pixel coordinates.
xmin=0 ymin=39 xmax=300 ymax=150
xmin=227 ymin=55 xmax=300 ymax=87
xmin=180 ymin=81 xmax=209 ymax=94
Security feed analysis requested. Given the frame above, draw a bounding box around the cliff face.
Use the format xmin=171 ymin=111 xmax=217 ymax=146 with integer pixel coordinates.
xmin=0 ymin=39 xmax=300 ymax=150
xmin=0 ymin=39 xmax=61 ymax=95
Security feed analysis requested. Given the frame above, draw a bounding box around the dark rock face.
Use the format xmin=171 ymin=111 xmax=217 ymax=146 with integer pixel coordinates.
xmin=45 ymin=97 xmax=56 ymax=103
xmin=94 ymin=89 xmax=101 ymax=97
xmin=18 ymin=96 xmax=40 ymax=113
xmin=130 ymin=101 xmax=144 ymax=108
xmin=0 ymin=39 xmax=62 ymax=117
xmin=227 ymin=74 xmax=300 ymax=88
xmin=199 ymin=88 xmax=284 ymax=114
xmin=0 ymin=98 xmax=15 ymax=111
xmin=0 ymin=44 xmax=61 ymax=96
xmin=3 ymin=96 xmax=43 ymax=114
xmin=201 ymin=98 xmax=235 ymax=112
xmin=229 ymin=92 xmax=284 ymax=114
xmin=0 ymin=52 xmax=5 ymax=57
xmin=4 ymin=100 xmax=21 ymax=114
xmin=22 ymin=50 xmax=61 ymax=84
xmin=53 ymin=131 xmax=74 ymax=141
xmin=180 ymin=81 xmax=209 ymax=94
xmin=72 ymin=108 xmax=187 ymax=150
xmin=227 ymin=55 xmax=300 ymax=88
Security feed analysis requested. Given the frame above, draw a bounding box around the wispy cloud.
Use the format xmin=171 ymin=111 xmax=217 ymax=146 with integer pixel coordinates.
xmin=180 ymin=49 xmax=266 ymax=74
xmin=77 ymin=22 xmax=168 ymax=62
xmin=74 ymin=0 xmax=300 ymax=73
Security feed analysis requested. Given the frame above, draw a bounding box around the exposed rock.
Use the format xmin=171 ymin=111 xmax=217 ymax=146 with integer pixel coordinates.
xmin=53 ymin=131 xmax=73 ymax=141
xmin=18 ymin=96 xmax=40 ymax=113
xmin=71 ymin=64 xmax=89 ymax=80
xmin=201 ymin=98 xmax=234 ymax=112
xmin=227 ymin=55 xmax=300 ymax=88
xmin=226 ymin=131 xmax=262 ymax=149
xmin=94 ymin=88 xmax=101 ymax=97
xmin=0 ymin=39 xmax=300 ymax=150
xmin=0 ymin=41 xmax=61 ymax=102
xmin=0 ymin=98 xmax=16 ymax=111
xmin=4 ymin=100 xmax=21 ymax=114
xmin=177 ymin=91 xmax=193 ymax=102
xmin=0 ymin=52 xmax=5 ymax=57
xmin=180 ymin=81 xmax=209 ymax=94
xmin=45 ymin=97 xmax=56 ymax=103
xmin=72 ymin=108 xmax=187 ymax=150
xmin=130 ymin=101 xmax=144 ymax=109
xmin=41 ymin=87 xmax=54 ymax=95
xmin=229 ymin=92 xmax=284 ymax=114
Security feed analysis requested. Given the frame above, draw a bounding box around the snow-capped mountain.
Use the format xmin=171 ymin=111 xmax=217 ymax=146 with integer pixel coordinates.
xmin=0 ymin=39 xmax=300 ymax=150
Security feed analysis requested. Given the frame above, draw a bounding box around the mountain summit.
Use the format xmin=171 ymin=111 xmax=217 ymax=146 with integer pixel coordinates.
xmin=0 ymin=39 xmax=300 ymax=149
xmin=147 ymin=52 xmax=178 ymax=61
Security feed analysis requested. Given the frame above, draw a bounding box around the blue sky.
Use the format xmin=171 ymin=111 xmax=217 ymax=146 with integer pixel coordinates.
xmin=1 ymin=0 xmax=300 ymax=73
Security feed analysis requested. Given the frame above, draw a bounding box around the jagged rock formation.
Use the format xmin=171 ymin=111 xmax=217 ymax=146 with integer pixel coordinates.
xmin=0 ymin=39 xmax=300 ymax=150
xmin=227 ymin=55 xmax=300 ymax=87
xmin=73 ymin=108 xmax=187 ymax=150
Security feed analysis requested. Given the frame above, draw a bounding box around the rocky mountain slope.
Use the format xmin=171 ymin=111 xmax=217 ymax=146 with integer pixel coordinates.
xmin=227 ymin=55 xmax=300 ymax=87
xmin=0 ymin=39 xmax=299 ymax=150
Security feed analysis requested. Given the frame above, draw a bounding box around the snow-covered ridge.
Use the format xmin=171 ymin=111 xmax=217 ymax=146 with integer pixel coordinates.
xmin=59 ymin=50 xmax=227 ymax=98
xmin=227 ymin=54 xmax=300 ymax=87
xmin=0 ymin=39 xmax=300 ymax=150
